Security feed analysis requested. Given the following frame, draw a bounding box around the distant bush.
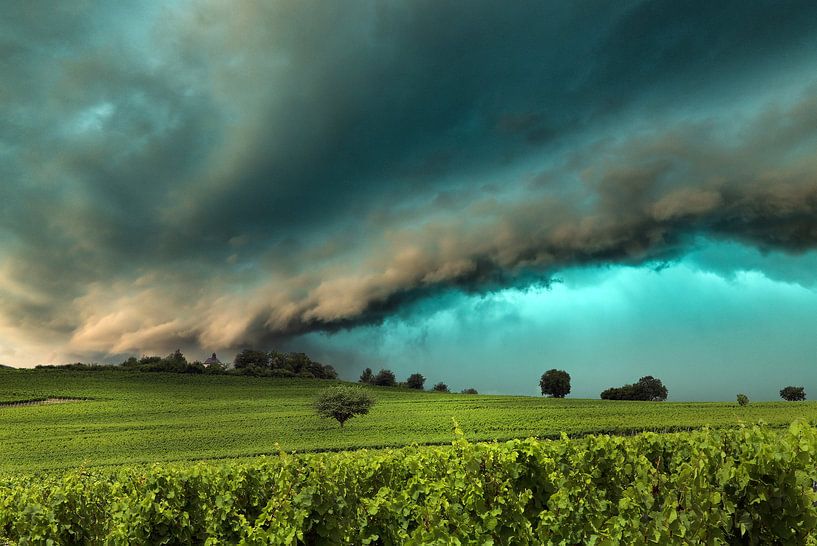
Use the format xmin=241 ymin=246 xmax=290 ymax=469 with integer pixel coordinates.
xmin=405 ymin=373 xmax=426 ymax=390
xmin=202 ymin=362 xmax=227 ymax=374
xmin=432 ymin=382 xmax=450 ymax=393
xmin=35 ymin=363 xmax=114 ymax=372
xmin=736 ymin=393 xmax=749 ymax=406
xmin=780 ymin=386 xmax=806 ymax=401
xmin=37 ymin=363 xmax=98 ymax=372
xmin=372 ymin=369 xmax=397 ymax=387
xmin=601 ymin=376 xmax=668 ymax=401
xmin=460 ymin=388 xmax=478 ymax=395
xmin=314 ymin=385 xmax=375 ymax=428
xmin=269 ymin=369 xmax=297 ymax=378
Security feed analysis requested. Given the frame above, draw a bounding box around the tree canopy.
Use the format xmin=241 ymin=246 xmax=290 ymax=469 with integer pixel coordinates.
xmin=780 ymin=386 xmax=806 ymax=401
xmin=233 ymin=349 xmax=270 ymax=369
xmin=313 ymin=385 xmax=375 ymax=428
xmin=539 ymin=369 xmax=571 ymax=398
xmin=601 ymin=376 xmax=668 ymax=401
xmin=406 ymin=373 xmax=426 ymax=390
xmin=359 ymin=368 xmax=374 ymax=384
xmin=372 ymin=369 xmax=397 ymax=387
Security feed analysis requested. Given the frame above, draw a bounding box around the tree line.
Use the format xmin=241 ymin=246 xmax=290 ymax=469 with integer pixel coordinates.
xmin=36 ymin=348 xmax=338 ymax=380
xmin=539 ymin=370 xmax=668 ymax=401
xmin=540 ymin=369 xmax=808 ymax=403
xmin=358 ymin=368 xmax=478 ymax=394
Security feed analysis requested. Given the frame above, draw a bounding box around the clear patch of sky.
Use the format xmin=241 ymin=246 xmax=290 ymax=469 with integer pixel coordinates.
xmin=303 ymin=240 xmax=817 ymax=401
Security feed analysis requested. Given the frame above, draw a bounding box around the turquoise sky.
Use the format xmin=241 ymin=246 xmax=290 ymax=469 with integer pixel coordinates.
xmin=298 ymin=241 xmax=817 ymax=400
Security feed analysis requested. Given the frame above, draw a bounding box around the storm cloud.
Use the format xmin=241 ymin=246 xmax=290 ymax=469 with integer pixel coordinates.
xmin=2 ymin=0 xmax=817 ymax=365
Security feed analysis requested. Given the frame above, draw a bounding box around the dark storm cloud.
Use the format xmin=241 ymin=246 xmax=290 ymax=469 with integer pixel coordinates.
xmin=2 ymin=0 xmax=817 ymax=362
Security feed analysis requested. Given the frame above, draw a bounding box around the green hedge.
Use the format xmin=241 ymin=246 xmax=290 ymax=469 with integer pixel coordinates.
xmin=3 ymin=422 xmax=817 ymax=544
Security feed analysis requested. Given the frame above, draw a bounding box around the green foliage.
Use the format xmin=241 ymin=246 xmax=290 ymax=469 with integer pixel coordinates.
xmin=602 ymin=375 xmax=669 ymax=401
xmin=405 ymin=373 xmax=426 ymax=390
xmin=314 ymin=385 xmax=375 ymax=427
xmin=359 ymin=367 xmax=374 ymax=384
xmin=372 ymin=369 xmax=397 ymax=387
xmin=3 ymin=423 xmax=817 ymax=544
xmin=540 ymin=369 xmax=571 ymax=398
xmin=232 ymin=349 xmax=338 ymax=379
xmin=461 ymin=388 xmax=479 ymax=394
xmin=737 ymin=393 xmax=749 ymax=406
xmin=233 ymin=349 xmax=270 ymax=369
xmin=115 ymin=350 xmax=206 ymax=374
xmin=781 ymin=386 xmax=806 ymax=401
xmin=432 ymin=382 xmax=450 ymax=393
xmin=38 ymin=348 xmax=340 ymax=379
xmin=9 ymin=369 xmax=817 ymax=473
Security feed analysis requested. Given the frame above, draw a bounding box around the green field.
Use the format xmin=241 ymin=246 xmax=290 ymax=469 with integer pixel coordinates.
xmin=1 ymin=368 xmax=817 ymax=472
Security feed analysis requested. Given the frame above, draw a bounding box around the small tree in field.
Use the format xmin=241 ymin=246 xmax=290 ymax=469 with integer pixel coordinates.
xmin=780 ymin=386 xmax=806 ymax=401
xmin=314 ymin=385 xmax=375 ymax=428
xmin=406 ymin=373 xmax=426 ymax=390
xmin=432 ymin=382 xmax=450 ymax=393
xmin=540 ymin=369 xmax=571 ymax=398
xmin=461 ymin=388 xmax=478 ymax=394
xmin=736 ymin=393 xmax=749 ymax=407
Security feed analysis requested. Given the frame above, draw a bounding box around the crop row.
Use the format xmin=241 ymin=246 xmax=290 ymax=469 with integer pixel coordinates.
xmin=3 ymin=421 xmax=817 ymax=544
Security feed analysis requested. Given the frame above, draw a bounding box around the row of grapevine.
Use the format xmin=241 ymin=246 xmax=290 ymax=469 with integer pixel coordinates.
xmin=2 ymin=421 xmax=817 ymax=544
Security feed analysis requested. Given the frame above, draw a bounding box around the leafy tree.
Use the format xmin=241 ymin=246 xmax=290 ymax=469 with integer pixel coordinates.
xmin=406 ymin=373 xmax=426 ymax=390
xmin=736 ymin=393 xmax=749 ymax=406
xmin=634 ymin=376 xmax=668 ymax=401
xmin=540 ymin=369 xmax=571 ymax=398
xmin=269 ymin=350 xmax=289 ymax=371
xmin=138 ymin=355 xmax=162 ymax=366
xmin=233 ymin=349 xmax=270 ymax=370
xmin=432 ymin=382 xmax=450 ymax=393
xmin=359 ymin=368 xmax=374 ymax=384
xmin=601 ymin=376 xmax=668 ymax=401
xmin=780 ymin=386 xmax=806 ymax=401
xmin=461 ymin=388 xmax=478 ymax=394
xmin=165 ymin=349 xmax=187 ymax=364
xmin=122 ymin=356 xmax=140 ymax=367
xmin=313 ymin=385 xmax=375 ymax=428
xmin=284 ymin=352 xmax=313 ymax=375
xmin=372 ymin=369 xmax=397 ymax=387
xmin=315 ymin=363 xmax=338 ymax=380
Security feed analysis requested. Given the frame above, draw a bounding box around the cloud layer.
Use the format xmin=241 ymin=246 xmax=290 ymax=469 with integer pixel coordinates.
xmin=2 ymin=1 xmax=817 ymax=365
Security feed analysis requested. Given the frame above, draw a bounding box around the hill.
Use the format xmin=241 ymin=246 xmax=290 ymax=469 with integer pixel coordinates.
xmin=1 ymin=368 xmax=816 ymax=472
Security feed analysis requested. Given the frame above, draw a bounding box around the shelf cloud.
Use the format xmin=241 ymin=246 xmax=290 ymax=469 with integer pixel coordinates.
xmin=2 ymin=1 xmax=817 ymax=366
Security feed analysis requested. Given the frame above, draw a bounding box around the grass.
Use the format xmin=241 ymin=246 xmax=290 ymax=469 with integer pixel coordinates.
xmin=1 ymin=368 xmax=817 ymax=472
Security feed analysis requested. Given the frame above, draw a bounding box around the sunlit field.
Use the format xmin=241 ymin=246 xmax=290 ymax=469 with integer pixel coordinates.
xmin=2 ymin=368 xmax=815 ymax=473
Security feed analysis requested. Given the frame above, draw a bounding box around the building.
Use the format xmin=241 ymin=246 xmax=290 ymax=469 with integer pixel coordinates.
xmin=203 ymin=353 xmax=222 ymax=367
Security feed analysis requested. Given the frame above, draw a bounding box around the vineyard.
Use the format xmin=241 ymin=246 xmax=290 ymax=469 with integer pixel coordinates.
xmin=2 ymin=422 xmax=817 ymax=544
xmin=3 ymin=368 xmax=817 ymax=472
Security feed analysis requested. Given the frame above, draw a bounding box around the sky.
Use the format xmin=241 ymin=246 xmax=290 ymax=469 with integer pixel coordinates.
xmin=2 ymin=1 xmax=817 ymax=400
